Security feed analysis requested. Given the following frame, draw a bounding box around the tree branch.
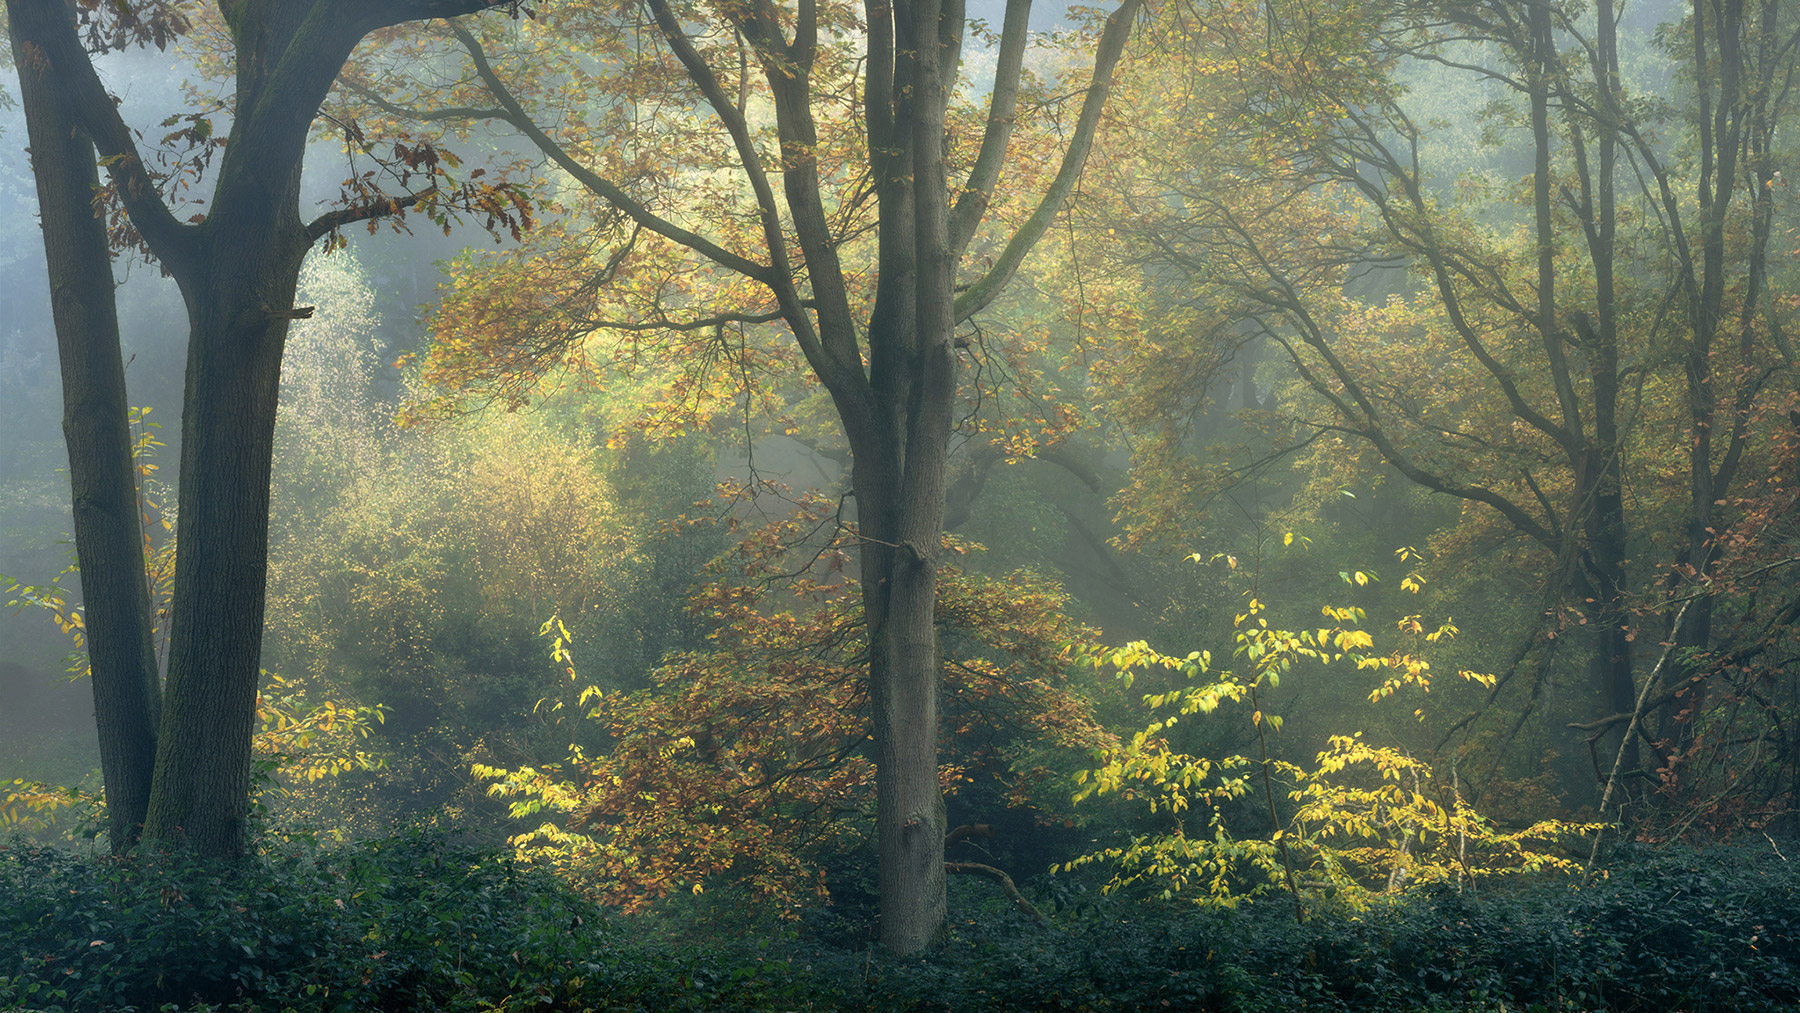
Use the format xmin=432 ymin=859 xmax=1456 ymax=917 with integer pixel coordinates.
xmin=642 ymin=0 xmax=850 ymax=391
xmin=954 ymin=0 xmax=1142 ymax=322
xmin=338 ymin=78 xmax=507 ymax=123
xmin=7 ymin=0 xmax=195 ymax=271
xmin=945 ymin=861 xmax=1049 ymax=924
xmin=448 ymin=21 xmax=775 ymax=284
xmin=950 ymin=0 xmax=1031 ymax=255
xmin=304 ymin=186 xmax=435 ymax=242
xmin=356 ymin=0 xmax=516 ymax=26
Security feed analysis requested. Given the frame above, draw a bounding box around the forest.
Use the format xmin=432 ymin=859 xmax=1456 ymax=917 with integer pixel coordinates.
xmin=0 ymin=0 xmax=1797 ymax=1009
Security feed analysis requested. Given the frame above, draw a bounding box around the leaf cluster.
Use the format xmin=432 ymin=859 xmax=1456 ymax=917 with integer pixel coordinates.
xmin=1063 ymin=560 xmax=1591 ymax=908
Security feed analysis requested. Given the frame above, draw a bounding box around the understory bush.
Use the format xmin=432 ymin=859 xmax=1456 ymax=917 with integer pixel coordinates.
xmin=1 ymin=836 xmax=1795 ymax=1011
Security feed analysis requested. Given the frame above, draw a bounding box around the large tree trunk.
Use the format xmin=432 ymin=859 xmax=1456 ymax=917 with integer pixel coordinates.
xmin=860 ymin=500 xmax=951 ymax=953
xmin=855 ymin=0 xmax=961 ymax=953
xmin=141 ymin=241 xmax=302 ymax=855
xmin=8 ymin=0 xmax=163 ymax=852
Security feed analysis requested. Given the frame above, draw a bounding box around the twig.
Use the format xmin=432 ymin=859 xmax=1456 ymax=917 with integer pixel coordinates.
xmin=1583 ymin=599 xmax=1692 ymax=883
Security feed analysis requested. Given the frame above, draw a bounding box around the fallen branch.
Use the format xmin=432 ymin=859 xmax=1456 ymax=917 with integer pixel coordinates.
xmin=945 ymin=861 xmax=1050 ymax=925
xmin=1583 ymin=598 xmax=1692 ymax=883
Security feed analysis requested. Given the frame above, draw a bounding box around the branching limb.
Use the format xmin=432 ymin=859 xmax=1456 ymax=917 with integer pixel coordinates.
xmin=304 ymin=187 xmax=436 ymax=242
xmin=639 ymin=0 xmax=858 ymax=397
xmin=359 ymin=0 xmax=517 ymax=26
xmin=949 ymin=0 xmax=1032 ymax=255
xmin=7 ymin=0 xmax=194 ymax=270
xmin=337 ymin=78 xmax=507 ymax=124
xmin=945 ymin=861 xmax=1050 ymax=925
xmin=954 ymin=0 xmax=1142 ymax=322
xmin=447 ymin=21 xmax=774 ymax=284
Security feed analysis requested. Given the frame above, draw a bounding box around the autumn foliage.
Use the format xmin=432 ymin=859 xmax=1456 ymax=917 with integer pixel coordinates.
xmin=478 ymin=543 xmax=1110 ymax=918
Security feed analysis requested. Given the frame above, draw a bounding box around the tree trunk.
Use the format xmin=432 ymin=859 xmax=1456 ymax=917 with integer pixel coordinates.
xmin=7 ymin=0 xmax=163 ymax=852
xmin=141 ymin=242 xmax=302 ymax=855
xmin=1584 ymin=0 xmax=1635 ymax=786
xmin=862 ymin=515 xmax=950 ymax=952
xmin=1660 ymin=0 xmax=1765 ymax=782
xmin=856 ymin=0 xmax=961 ymax=952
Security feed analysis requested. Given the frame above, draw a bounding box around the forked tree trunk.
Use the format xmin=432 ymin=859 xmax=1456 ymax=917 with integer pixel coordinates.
xmin=11 ymin=0 xmax=513 ymax=859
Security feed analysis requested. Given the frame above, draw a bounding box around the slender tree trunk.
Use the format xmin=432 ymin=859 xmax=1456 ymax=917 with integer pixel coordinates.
xmin=1585 ymin=0 xmax=1634 ymax=783
xmin=8 ymin=0 xmax=162 ymax=851
xmin=1662 ymin=0 xmax=1749 ymax=772
xmin=1529 ymin=0 xmax=1635 ymax=778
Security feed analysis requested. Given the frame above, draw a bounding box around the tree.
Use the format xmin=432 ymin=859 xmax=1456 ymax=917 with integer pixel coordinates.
xmin=5 ymin=0 xmax=525 ymax=857
xmin=358 ymin=0 xmax=1141 ymax=950
xmin=1647 ymin=0 xmax=1797 ymax=770
xmin=8 ymin=1 xmax=162 ymax=851
xmin=1079 ymin=0 xmax=1796 ymax=806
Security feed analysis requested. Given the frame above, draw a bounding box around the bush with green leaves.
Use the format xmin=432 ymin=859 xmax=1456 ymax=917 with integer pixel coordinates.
xmin=0 ymin=832 xmax=867 ymax=1013
xmin=1062 ymin=557 xmax=1599 ymax=914
xmin=3 ymin=836 xmax=1797 ymax=1012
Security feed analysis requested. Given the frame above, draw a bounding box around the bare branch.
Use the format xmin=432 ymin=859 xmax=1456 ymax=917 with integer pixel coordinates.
xmin=448 ymin=21 xmax=775 ymax=283
xmin=954 ymin=0 xmax=1142 ymax=321
xmin=945 ymin=861 xmax=1049 ymax=924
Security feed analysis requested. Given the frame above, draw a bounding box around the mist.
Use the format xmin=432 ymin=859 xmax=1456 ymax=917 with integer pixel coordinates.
xmin=1 ymin=0 xmax=1796 ymax=1005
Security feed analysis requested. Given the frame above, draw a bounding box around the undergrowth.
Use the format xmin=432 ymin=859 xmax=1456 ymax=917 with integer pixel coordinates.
xmin=1 ymin=835 xmax=1795 ymax=1011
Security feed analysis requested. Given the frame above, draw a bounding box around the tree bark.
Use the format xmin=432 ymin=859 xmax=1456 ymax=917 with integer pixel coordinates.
xmin=7 ymin=0 xmax=162 ymax=851
xmin=142 ymin=243 xmax=303 ymax=854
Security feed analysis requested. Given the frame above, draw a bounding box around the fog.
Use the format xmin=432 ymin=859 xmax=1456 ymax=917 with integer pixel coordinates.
xmin=0 ymin=0 xmax=1100 ymax=785
xmin=0 ymin=0 xmax=1796 ymax=997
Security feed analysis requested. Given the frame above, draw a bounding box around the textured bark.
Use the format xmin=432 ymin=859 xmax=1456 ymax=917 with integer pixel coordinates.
xmin=7 ymin=0 xmax=162 ymax=850
xmin=143 ymin=246 xmax=303 ymax=855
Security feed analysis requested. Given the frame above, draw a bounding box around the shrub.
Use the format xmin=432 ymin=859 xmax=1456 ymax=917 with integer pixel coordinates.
xmin=2 ymin=837 xmax=1796 ymax=1012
